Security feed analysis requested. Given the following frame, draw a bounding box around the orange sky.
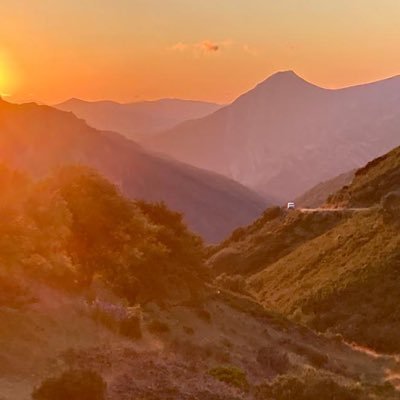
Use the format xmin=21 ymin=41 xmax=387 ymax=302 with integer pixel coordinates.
xmin=1 ymin=0 xmax=399 ymax=104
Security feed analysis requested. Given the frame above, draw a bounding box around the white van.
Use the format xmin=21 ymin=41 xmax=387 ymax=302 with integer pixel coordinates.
xmin=287 ymin=202 xmax=295 ymax=210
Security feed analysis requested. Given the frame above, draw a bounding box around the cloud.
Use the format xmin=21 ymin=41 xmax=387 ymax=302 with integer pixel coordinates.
xmin=168 ymin=39 xmax=258 ymax=57
xmin=168 ymin=39 xmax=230 ymax=55
xmin=198 ymin=40 xmax=219 ymax=52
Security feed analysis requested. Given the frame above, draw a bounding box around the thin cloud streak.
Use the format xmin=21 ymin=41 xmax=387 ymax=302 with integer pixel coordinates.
xmin=168 ymin=39 xmax=255 ymax=57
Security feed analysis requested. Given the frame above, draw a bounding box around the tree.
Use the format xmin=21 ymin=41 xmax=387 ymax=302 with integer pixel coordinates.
xmin=32 ymin=369 xmax=106 ymax=400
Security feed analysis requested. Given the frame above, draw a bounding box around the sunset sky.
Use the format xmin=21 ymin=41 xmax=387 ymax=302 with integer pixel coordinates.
xmin=1 ymin=0 xmax=399 ymax=104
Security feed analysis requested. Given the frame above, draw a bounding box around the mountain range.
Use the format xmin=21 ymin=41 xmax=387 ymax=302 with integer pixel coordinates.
xmin=55 ymin=98 xmax=222 ymax=141
xmin=0 ymin=98 xmax=266 ymax=242
xmin=145 ymin=71 xmax=400 ymax=201
xmin=2 ymin=159 xmax=399 ymax=399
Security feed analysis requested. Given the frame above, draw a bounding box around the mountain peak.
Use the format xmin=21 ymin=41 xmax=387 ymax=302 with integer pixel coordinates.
xmin=260 ymin=70 xmax=316 ymax=88
xmin=231 ymin=70 xmax=322 ymax=107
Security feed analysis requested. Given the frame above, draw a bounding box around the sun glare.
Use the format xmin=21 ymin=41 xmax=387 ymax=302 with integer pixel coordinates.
xmin=0 ymin=56 xmax=16 ymax=98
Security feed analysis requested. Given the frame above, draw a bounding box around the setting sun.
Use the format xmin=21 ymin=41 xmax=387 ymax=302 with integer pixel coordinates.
xmin=0 ymin=56 xmax=15 ymax=97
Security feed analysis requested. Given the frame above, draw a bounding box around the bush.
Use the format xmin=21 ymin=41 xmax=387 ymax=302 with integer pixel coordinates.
xmin=208 ymin=366 xmax=248 ymax=391
xmin=255 ymin=373 xmax=365 ymax=400
xmin=32 ymin=369 xmax=106 ymax=400
xmin=120 ymin=316 xmax=142 ymax=339
xmin=196 ymin=308 xmax=212 ymax=323
xmin=256 ymin=346 xmax=290 ymax=374
xmin=0 ymin=275 xmax=36 ymax=309
xmin=216 ymin=274 xmax=247 ymax=294
xmin=183 ymin=326 xmax=194 ymax=335
xmin=147 ymin=319 xmax=170 ymax=334
xmin=289 ymin=342 xmax=328 ymax=368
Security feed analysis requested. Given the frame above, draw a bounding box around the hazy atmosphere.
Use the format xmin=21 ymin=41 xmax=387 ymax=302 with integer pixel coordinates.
xmin=1 ymin=2 xmax=400 ymax=400
xmin=1 ymin=0 xmax=400 ymax=103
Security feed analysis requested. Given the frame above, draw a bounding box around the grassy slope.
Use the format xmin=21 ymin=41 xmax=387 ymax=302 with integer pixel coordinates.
xmin=247 ymin=209 xmax=400 ymax=353
xmin=1 ymin=282 xmax=399 ymax=400
xmin=295 ymin=170 xmax=355 ymax=208
xmin=208 ymin=208 xmax=348 ymax=276
xmin=327 ymin=145 xmax=400 ymax=207
xmin=210 ymin=144 xmax=400 ymax=354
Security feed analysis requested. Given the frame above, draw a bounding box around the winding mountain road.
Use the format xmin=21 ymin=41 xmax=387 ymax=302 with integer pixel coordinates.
xmin=299 ymin=207 xmax=371 ymax=213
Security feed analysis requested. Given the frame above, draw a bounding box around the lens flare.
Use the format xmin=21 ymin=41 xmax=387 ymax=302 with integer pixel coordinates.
xmin=0 ymin=54 xmax=17 ymax=98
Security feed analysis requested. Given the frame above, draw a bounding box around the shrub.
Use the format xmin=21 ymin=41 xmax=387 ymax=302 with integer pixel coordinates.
xmin=147 ymin=319 xmax=170 ymax=334
xmin=256 ymin=346 xmax=290 ymax=374
xmin=216 ymin=274 xmax=247 ymax=294
xmin=289 ymin=342 xmax=328 ymax=368
xmin=120 ymin=316 xmax=142 ymax=339
xmin=196 ymin=308 xmax=212 ymax=323
xmin=0 ymin=275 xmax=36 ymax=309
xmin=208 ymin=366 xmax=248 ymax=391
xmin=183 ymin=326 xmax=194 ymax=335
xmin=255 ymin=373 xmax=365 ymax=400
xmin=307 ymin=349 xmax=329 ymax=368
xmin=32 ymin=369 xmax=106 ymax=400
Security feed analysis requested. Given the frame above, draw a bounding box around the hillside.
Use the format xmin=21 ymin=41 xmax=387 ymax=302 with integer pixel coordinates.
xmin=146 ymin=71 xmax=400 ymax=201
xmin=326 ymin=145 xmax=400 ymax=208
xmin=56 ymin=98 xmax=222 ymax=140
xmin=209 ymin=145 xmax=400 ymax=354
xmin=295 ymin=170 xmax=355 ymax=208
xmin=208 ymin=207 xmax=348 ymax=276
xmin=247 ymin=208 xmax=400 ymax=353
xmin=1 ymin=166 xmax=399 ymax=399
xmin=0 ymin=98 xmax=266 ymax=242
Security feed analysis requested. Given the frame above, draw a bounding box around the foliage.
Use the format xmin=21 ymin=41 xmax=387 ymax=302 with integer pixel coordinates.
xmin=327 ymin=145 xmax=400 ymax=208
xmin=32 ymin=369 xmax=106 ymax=400
xmin=248 ymin=210 xmax=400 ymax=353
xmin=195 ymin=307 xmax=212 ymax=323
xmin=208 ymin=365 xmax=248 ymax=391
xmin=0 ymin=165 xmax=206 ymax=304
xmin=255 ymin=373 xmax=366 ymax=400
xmin=147 ymin=319 xmax=170 ymax=334
xmin=215 ymin=273 xmax=247 ymax=294
xmin=256 ymin=346 xmax=290 ymax=374
xmin=119 ymin=315 xmax=142 ymax=339
xmin=0 ymin=275 xmax=36 ymax=309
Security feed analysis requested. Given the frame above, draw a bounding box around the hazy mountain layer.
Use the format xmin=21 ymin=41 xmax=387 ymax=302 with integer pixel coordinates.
xmin=146 ymin=71 xmax=400 ymax=201
xmin=56 ymin=98 xmax=222 ymax=140
xmin=0 ymin=99 xmax=266 ymax=242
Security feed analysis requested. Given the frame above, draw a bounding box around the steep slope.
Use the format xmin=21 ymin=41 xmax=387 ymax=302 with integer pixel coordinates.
xmin=146 ymin=71 xmax=400 ymax=201
xmin=56 ymin=98 xmax=222 ymax=140
xmin=5 ymin=283 xmax=399 ymax=399
xmin=248 ymin=208 xmax=400 ymax=353
xmin=326 ymin=145 xmax=400 ymax=208
xmin=210 ymin=145 xmax=400 ymax=353
xmin=208 ymin=207 xmax=348 ymax=276
xmin=295 ymin=170 xmax=355 ymax=208
xmin=2 ymin=167 xmax=398 ymax=399
xmin=0 ymin=98 xmax=266 ymax=242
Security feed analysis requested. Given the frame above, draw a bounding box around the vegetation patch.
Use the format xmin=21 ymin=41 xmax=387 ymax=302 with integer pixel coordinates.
xmin=254 ymin=372 xmax=381 ymax=400
xmin=147 ymin=319 xmax=170 ymax=334
xmin=208 ymin=365 xmax=249 ymax=391
xmin=32 ymin=369 xmax=107 ymax=400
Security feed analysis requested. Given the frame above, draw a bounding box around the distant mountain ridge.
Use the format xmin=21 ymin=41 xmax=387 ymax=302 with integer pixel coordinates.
xmin=0 ymin=98 xmax=266 ymax=242
xmin=55 ymin=97 xmax=222 ymax=140
xmin=145 ymin=71 xmax=400 ymax=201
